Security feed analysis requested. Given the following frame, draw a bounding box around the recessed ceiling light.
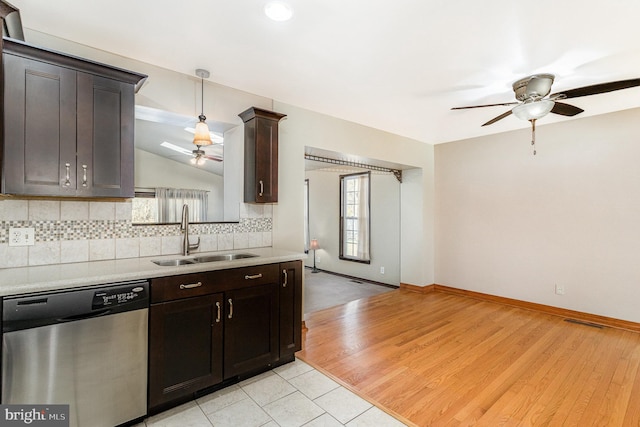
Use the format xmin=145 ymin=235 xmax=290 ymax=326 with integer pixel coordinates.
xmin=264 ymin=1 xmax=293 ymax=21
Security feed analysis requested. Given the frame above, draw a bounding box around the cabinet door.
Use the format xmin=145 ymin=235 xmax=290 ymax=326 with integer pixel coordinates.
xmin=241 ymin=107 xmax=285 ymax=204
xmin=279 ymin=261 xmax=303 ymax=358
xmin=224 ymin=283 xmax=279 ymax=379
xmin=2 ymin=53 xmax=77 ymax=196
xmin=252 ymin=116 xmax=279 ymax=203
xmin=77 ymin=73 xmax=135 ymax=197
xmin=149 ymin=294 xmax=224 ymax=410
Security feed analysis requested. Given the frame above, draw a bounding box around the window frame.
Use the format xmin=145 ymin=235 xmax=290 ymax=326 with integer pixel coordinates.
xmin=304 ymin=179 xmax=310 ymax=253
xmin=339 ymin=171 xmax=371 ymax=264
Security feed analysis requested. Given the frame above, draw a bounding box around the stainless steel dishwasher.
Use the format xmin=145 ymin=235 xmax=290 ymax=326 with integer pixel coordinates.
xmin=2 ymin=280 xmax=149 ymax=427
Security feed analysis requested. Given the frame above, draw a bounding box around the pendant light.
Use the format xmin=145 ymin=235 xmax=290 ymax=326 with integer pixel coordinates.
xmin=193 ymin=69 xmax=212 ymax=147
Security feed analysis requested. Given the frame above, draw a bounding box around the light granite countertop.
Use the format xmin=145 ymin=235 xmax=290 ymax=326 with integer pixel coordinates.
xmin=0 ymin=247 xmax=306 ymax=297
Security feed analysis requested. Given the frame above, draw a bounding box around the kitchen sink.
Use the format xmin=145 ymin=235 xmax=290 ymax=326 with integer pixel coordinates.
xmin=152 ymin=259 xmax=197 ymax=266
xmin=152 ymin=253 xmax=258 ymax=266
xmin=191 ymin=253 xmax=258 ymax=263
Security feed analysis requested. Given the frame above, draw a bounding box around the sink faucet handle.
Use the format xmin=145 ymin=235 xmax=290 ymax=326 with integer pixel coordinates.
xmin=188 ymin=236 xmax=200 ymax=250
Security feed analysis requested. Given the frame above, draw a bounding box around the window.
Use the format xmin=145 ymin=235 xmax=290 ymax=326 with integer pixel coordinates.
xmin=304 ymin=179 xmax=310 ymax=252
xmin=156 ymin=188 xmax=208 ymax=223
xmin=132 ymin=188 xmax=208 ymax=223
xmin=340 ymin=172 xmax=370 ymax=263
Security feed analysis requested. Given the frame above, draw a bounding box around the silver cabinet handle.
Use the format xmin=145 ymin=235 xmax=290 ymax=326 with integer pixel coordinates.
xmin=245 ymin=274 xmax=263 ymax=280
xmin=64 ymin=163 xmax=71 ymax=186
xmin=282 ymin=269 xmax=288 ymax=287
xmin=228 ymin=298 xmax=233 ymax=319
xmin=179 ymin=281 xmax=202 ymax=289
xmin=81 ymin=164 xmax=88 ymax=187
xmin=215 ymin=301 xmax=221 ymax=323
xmin=259 ymin=180 xmax=264 ymax=196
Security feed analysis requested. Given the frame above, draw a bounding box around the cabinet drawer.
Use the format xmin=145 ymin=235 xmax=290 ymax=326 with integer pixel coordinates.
xmin=151 ymin=272 xmax=217 ymax=303
xmin=216 ymin=264 xmax=280 ymax=288
xmin=150 ymin=264 xmax=281 ymax=303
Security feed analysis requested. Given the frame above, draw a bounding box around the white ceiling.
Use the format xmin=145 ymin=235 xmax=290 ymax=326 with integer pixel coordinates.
xmin=10 ymin=0 xmax=640 ymax=145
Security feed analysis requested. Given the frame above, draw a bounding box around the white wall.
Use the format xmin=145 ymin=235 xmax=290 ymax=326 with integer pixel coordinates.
xmin=401 ymin=168 xmax=431 ymax=287
xmin=435 ymin=108 xmax=640 ymax=322
xmin=273 ymin=102 xmax=435 ymax=287
xmin=306 ymin=169 xmax=401 ymax=285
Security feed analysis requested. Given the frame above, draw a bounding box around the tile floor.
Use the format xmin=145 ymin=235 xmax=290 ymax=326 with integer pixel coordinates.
xmin=137 ymin=359 xmax=407 ymax=426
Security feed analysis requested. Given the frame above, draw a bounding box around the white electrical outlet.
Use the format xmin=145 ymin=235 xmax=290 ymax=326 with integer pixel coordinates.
xmin=9 ymin=227 xmax=35 ymax=247
xmin=555 ymin=284 xmax=565 ymax=295
xmin=380 ymin=266 xmax=385 ymax=274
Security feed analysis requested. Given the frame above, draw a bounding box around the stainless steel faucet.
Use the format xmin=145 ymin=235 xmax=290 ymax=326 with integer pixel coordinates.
xmin=180 ymin=204 xmax=200 ymax=256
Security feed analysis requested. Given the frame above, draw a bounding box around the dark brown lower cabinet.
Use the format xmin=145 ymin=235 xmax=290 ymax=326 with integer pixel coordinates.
xmin=148 ymin=294 xmax=224 ymax=410
xmin=224 ymin=283 xmax=279 ymax=379
xmin=279 ymin=261 xmax=303 ymax=358
xmin=148 ymin=261 xmax=302 ymax=413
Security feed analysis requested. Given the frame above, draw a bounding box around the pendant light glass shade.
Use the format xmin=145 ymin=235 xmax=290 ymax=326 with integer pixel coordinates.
xmin=193 ymin=116 xmax=212 ymax=146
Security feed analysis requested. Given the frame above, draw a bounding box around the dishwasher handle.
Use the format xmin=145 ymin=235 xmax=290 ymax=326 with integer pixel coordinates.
xmin=58 ymin=308 xmax=112 ymax=322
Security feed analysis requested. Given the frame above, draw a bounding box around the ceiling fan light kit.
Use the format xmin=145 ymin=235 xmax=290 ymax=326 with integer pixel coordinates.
xmin=452 ymin=74 xmax=640 ymax=155
xmin=191 ymin=148 xmax=207 ymax=165
xmin=512 ymin=99 xmax=555 ymax=121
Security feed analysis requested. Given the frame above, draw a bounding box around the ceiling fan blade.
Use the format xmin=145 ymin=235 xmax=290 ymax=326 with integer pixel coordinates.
xmin=451 ymin=101 xmax=519 ymax=110
xmin=482 ymin=110 xmax=512 ymax=126
xmin=550 ymin=102 xmax=584 ymax=117
xmin=551 ymin=78 xmax=640 ymax=99
xmin=205 ymin=155 xmax=223 ymax=162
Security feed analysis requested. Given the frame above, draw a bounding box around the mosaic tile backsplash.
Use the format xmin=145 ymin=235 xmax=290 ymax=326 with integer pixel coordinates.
xmin=0 ymin=199 xmax=273 ymax=268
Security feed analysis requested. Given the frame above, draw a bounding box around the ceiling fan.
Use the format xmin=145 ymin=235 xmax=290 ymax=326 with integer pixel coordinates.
xmin=451 ymin=74 xmax=640 ymax=154
xmin=191 ymin=148 xmax=223 ymax=165
xmin=160 ymin=141 xmax=223 ymax=165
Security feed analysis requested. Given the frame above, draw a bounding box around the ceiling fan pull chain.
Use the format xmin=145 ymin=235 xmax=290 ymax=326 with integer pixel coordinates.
xmin=530 ymin=119 xmax=537 ymax=156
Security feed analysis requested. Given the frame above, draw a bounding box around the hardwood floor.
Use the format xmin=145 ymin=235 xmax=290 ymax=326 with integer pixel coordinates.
xmin=296 ymin=289 xmax=640 ymax=426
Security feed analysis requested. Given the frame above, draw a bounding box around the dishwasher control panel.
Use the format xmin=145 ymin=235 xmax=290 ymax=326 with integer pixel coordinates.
xmin=92 ymin=284 xmax=147 ymax=309
xmin=3 ymin=281 xmax=149 ymax=333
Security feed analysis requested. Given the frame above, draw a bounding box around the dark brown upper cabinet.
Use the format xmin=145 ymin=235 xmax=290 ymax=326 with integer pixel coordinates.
xmin=1 ymin=38 xmax=146 ymax=198
xmin=239 ymin=107 xmax=286 ymax=204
